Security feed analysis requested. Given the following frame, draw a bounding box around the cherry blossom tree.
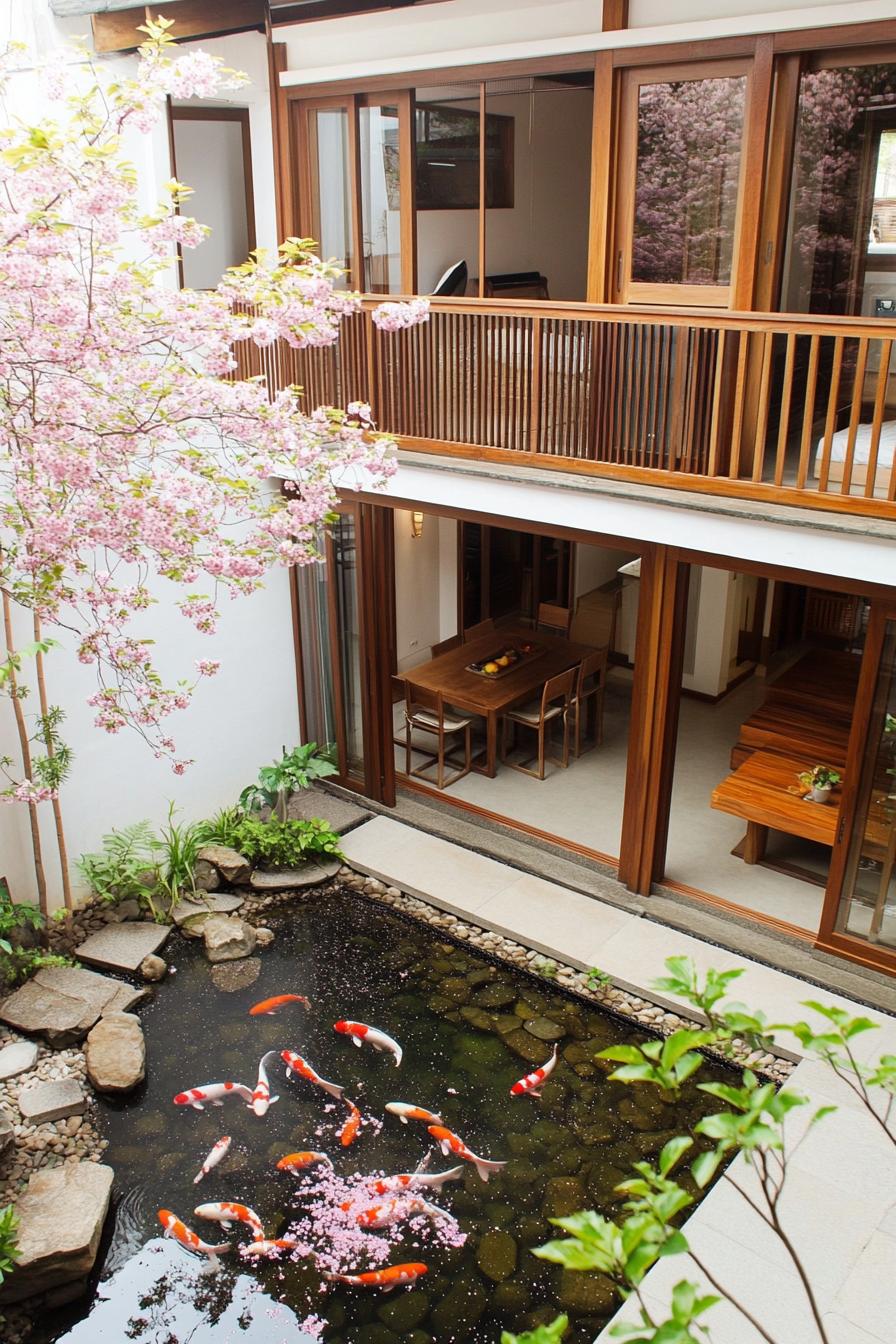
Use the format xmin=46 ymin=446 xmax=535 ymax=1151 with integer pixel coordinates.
xmin=0 ymin=19 xmax=425 ymax=910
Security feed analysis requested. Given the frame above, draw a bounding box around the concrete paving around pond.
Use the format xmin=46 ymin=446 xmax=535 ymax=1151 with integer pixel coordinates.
xmin=341 ymin=815 xmax=896 ymax=1344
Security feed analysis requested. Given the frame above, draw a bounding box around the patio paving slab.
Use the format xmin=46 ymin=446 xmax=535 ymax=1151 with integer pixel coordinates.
xmin=475 ymin=872 xmax=630 ymax=965
xmin=288 ymin=786 xmax=371 ymax=834
xmin=76 ymin=922 xmax=170 ymax=973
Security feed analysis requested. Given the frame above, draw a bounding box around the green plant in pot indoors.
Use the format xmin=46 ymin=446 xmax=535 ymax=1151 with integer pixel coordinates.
xmin=239 ymin=743 xmax=338 ymax=822
xmin=797 ymin=763 xmax=841 ymax=804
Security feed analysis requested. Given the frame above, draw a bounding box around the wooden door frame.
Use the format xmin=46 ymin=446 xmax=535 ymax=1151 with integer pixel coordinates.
xmin=816 ymin=599 xmax=896 ymax=974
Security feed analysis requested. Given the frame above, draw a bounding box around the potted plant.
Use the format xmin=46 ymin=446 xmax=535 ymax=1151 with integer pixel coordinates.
xmin=797 ymin=764 xmax=841 ymax=804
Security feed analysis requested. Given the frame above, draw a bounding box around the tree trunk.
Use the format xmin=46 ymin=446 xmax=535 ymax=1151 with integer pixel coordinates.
xmin=33 ymin=614 xmax=73 ymax=912
xmin=1 ymin=591 xmax=48 ymax=914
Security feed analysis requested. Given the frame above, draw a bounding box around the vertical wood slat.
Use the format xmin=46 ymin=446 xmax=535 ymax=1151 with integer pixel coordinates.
xmin=728 ymin=330 xmax=750 ymax=480
xmin=796 ymin=335 xmax=820 ymax=490
xmin=865 ymin=338 xmax=892 ymax=499
xmin=840 ymin=337 xmax=869 ymax=496
xmin=774 ymin=331 xmax=796 ymax=487
xmin=750 ymin=331 xmax=774 ymax=483
xmin=529 ymin=317 xmax=542 ymax=456
xmin=706 ymin=328 xmax=727 ymax=477
xmin=818 ymin=335 xmax=845 ymax=493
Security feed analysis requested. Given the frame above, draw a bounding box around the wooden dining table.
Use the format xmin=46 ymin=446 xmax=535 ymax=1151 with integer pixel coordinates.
xmin=403 ymin=625 xmax=596 ymax=778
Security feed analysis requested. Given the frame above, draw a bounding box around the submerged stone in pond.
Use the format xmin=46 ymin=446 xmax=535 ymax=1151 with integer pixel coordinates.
xmin=465 ymin=967 xmax=495 ymax=987
xmin=502 ymin=1029 xmax=552 ymax=1064
xmin=430 ymin=1274 xmax=488 ymax=1336
xmin=459 ymin=1005 xmax=497 ymax=1032
xmin=476 ymin=1228 xmax=518 ymax=1282
xmin=492 ymin=1278 xmax=532 ymax=1314
xmin=210 ymin=957 xmax=262 ymax=992
xmin=377 ymin=1289 xmax=430 ymax=1332
xmin=523 ymin=1016 xmax=565 ymax=1042
xmin=542 ymin=1176 xmax=587 ymax=1219
xmin=558 ymin=1267 xmax=617 ymax=1314
xmin=439 ymin=977 xmax=471 ymax=1003
xmin=473 ymin=984 xmax=516 ymax=1009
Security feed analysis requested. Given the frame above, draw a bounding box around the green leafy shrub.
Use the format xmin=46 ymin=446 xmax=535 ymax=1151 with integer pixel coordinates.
xmin=239 ymin=743 xmax=338 ymax=820
xmin=77 ymin=821 xmax=161 ymax=907
xmin=195 ymin=806 xmax=246 ymax=850
xmin=231 ymin=816 xmax=343 ymax=868
xmin=0 ymin=887 xmax=70 ymax=985
xmin=152 ymin=804 xmax=203 ymax=918
xmin=0 ymin=1205 xmax=19 ymax=1283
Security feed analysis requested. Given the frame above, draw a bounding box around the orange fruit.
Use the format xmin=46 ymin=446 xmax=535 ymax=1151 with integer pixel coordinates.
xmin=483 ymin=661 xmax=499 ymax=675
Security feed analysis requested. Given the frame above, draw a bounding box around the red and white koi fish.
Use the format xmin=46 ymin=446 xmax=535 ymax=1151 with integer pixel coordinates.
xmin=324 ymin=1263 xmax=428 ymax=1292
xmin=249 ymin=994 xmax=310 ymax=1016
xmin=369 ymin=1165 xmax=465 ymax=1196
xmin=385 ymin=1102 xmax=442 ymax=1126
xmin=157 ymin=1209 xmax=231 ymax=1267
xmin=351 ymin=1197 xmax=456 ymax=1230
xmin=276 ymin=1151 xmax=333 ymax=1173
xmin=174 ymin=1082 xmax=252 ymax=1111
xmin=193 ymin=1136 xmax=231 ymax=1184
xmin=334 ymin=1020 xmax=403 ymax=1067
xmin=427 ymin=1126 xmax=507 ymax=1183
xmin=281 ymin=1050 xmax=344 ymax=1101
xmin=510 ymin=1045 xmax=559 ymax=1098
xmin=194 ymin=1201 xmax=264 ymax=1239
xmin=242 ymin=1238 xmax=300 ymax=1259
xmin=340 ymin=1100 xmax=361 ymax=1147
xmin=250 ymin=1050 xmax=280 ymax=1117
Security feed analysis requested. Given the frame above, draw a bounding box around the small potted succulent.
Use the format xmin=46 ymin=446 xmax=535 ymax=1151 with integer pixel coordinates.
xmin=797 ymin=764 xmax=841 ymax=804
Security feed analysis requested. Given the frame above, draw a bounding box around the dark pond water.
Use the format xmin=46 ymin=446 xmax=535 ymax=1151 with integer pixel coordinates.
xmin=35 ymin=890 xmax=732 ymax=1344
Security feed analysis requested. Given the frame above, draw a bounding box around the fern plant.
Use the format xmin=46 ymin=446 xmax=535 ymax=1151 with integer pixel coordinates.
xmin=77 ymin=821 xmax=161 ymax=907
xmin=0 ymin=1205 xmax=19 ymax=1283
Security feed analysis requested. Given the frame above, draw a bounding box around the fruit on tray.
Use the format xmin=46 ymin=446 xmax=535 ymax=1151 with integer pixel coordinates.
xmin=483 ymin=661 xmax=500 ymax=675
xmin=497 ymin=655 xmax=511 ymax=667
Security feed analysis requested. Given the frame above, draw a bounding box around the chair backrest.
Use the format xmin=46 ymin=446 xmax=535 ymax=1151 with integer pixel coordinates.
xmin=577 ymin=648 xmax=608 ymax=697
xmin=464 ymin=618 xmax=495 ymax=642
xmin=432 ymin=260 xmax=468 ymax=296
xmin=432 ymin=634 xmax=462 ymax=658
xmin=570 ymin=590 xmax=619 ymax=652
xmin=484 ymin=271 xmax=550 ymax=300
xmin=540 ymin=666 xmax=576 ymax=715
xmin=537 ymin=602 xmax=571 ymax=635
xmin=405 ymin=681 xmax=442 ymax=721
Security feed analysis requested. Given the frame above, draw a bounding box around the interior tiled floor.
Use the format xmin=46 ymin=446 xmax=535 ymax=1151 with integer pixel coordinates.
xmin=394 ymin=668 xmax=895 ymax=944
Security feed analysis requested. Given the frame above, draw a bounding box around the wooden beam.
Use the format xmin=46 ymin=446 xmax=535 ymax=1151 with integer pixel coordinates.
xmin=617 ymin=547 xmax=689 ymax=895
xmin=267 ymin=37 xmax=293 ymax=243
xmin=478 ymin=82 xmax=486 ymax=299
xmin=731 ymin=35 xmax=775 ymax=311
xmin=92 ymin=1 xmax=265 ymax=52
xmin=586 ymin=51 xmax=615 ymax=304
xmin=752 ymin=52 xmax=802 ymax=314
xmin=601 ymin=0 xmax=628 ymax=31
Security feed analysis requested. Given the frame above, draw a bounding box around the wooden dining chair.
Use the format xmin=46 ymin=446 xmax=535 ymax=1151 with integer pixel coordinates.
xmin=404 ymin=683 xmax=473 ymax=789
xmin=432 ymin=634 xmax=462 ymax=657
xmin=536 ymin=602 xmax=572 ymax=635
xmin=463 ymin=618 xmax=495 ymax=642
xmin=500 ymin=667 xmax=576 ymax=779
xmin=571 ymin=648 xmax=609 ymax=756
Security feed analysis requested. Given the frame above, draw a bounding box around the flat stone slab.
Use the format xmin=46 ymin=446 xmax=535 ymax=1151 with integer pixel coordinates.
xmin=76 ymin=921 xmax=170 ymax=973
xmin=0 ymin=1161 xmax=114 ymax=1304
xmin=0 ymin=965 xmax=149 ymax=1047
xmin=196 ymin=844 xmax=251 ymax=884
xmin=287 ymin=786 xmax=370 ymax=834
xmin=18 ymin=1078 xmax=87 ymax=1124
xmin=171 ymin=892 xmax=243 ymax=927
xmin=210 ymin=957 xmax=261 ymax=992
xmin=0 ymin=1039 xmax=39 ymax=1079
xmin=86 ymin=1012 xmax=145 ymax=1094
xmin=249 ymin=858 xmax=340 ymax=891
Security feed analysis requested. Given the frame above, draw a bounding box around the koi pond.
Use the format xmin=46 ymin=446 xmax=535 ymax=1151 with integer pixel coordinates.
xmin=35 ymin=890 xmax=732 ymax=1344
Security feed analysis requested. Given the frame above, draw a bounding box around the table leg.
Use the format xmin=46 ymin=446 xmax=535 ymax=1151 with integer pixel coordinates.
xmin=485 ymin=712 xmax=498 ymax=779
xmin=742 ymin=823 xmax=769 ymax=865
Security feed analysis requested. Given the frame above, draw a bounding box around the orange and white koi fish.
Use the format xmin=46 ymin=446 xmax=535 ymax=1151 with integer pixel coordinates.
xmin=242 ymin=1238 xmax=300 ymax=1259
xmin=385 ymin=1102 xmax=442 ymax=1126
xmin=369 ymin=1165 xmax=465 ymax=1196
xmin=350 ymin=1197 xmax=455 ymax=1230
xmin=334 ymin=1020 xmax=402 ymax=1067
xmin=510 ymin=1045 xmax=559 ymax=1098
xmin=276 ymin=1151 xmax=333 ymax=1173
xmin=250 ymin=1050 xmax=280 ymax=1117
xmin=340 ymin=1100 xmax=361 ymax=1147
xmin=194 ymin=1201 xmax=264 ymax=1239
xmin=249 ymin=994 xmax=310 ymax=1016
xmin=193 ymin=1136 xmax=231 ymax=1184
xmin=324 ymin=1263 xmax=428 ymax=1292
xmin=157 ymin=1209 xmax=231 ymax=1268
xmin=174 ymin=1082 xmax=252 ymax=1111
xmin=281 ymin=1050 xmax=344 ymax=1101
xmin=427 ymin=1126 xmax=507 ymax=1182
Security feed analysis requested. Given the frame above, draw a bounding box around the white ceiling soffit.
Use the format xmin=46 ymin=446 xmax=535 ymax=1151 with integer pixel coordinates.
xmin=49 ymin=0 xmax=182 ymax=13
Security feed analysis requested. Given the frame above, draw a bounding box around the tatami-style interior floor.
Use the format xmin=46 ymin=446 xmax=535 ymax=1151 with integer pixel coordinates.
xmin=394 ymin=665 xmax=895 ymax=945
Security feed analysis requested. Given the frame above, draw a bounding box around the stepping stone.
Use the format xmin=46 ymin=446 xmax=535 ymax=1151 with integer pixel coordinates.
xmin=0 ymin=965 xmax=148 ymax=1047
xmin=171 ymin=892 xmax=243 ymax=927
xmin=18 ymin=1078 xmax=86 ymax=1124
xmin=249 ymin=858 xmax=340 ymax=891
xmin=85 ymin=1013 xmax=145 ymax=1094
xmin=0 ymin=1039 xmax=39 ymax=1080
xmin=76 ymin=922 xmax=170 ymax=974
xmin=195 ymin=845 xmax=251 ymax=884
xmin=0 ymin=1161 xmax=114 ymax=1304
xmin=287 ymin=787 xmax=370 ymax=834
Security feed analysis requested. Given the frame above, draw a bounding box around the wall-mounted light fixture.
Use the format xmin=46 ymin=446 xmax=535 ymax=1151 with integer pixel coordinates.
xmin=411 ymin=511 xmax=424 ymax=539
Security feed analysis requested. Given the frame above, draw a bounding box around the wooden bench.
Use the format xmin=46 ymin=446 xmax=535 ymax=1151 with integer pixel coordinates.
xmin=712 ymin=750 xmax=840 ymax=864
xmin=730 ymin=701 xmax=851 ymax=770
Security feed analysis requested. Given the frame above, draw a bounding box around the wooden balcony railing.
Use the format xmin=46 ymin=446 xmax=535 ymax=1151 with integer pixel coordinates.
xmin=234 ymin=297 xmax=896 ymax=519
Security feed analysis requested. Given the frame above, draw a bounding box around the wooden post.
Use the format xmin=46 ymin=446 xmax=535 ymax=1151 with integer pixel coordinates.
xmin=618 ymin=547 xmax=689 ymax=895
xmin=601 ymin=0 xmax=629 ymax=30
xmin=266 ymin=37 xmax=293 ymax=244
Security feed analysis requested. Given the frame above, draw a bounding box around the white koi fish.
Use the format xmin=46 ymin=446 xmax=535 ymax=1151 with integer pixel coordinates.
xmin=173 ymin=1082 xmax=253 ymax=1111
xmin=158 ymin=1209 xmax=231 ymax=1269
xmin=510 ymin=1045 xmax=559 ymax=1098
xmin=194 ymin=1201 xmax=264 ymax=1239
xmin=427 ymin=1126 xmax=507 ymax=1182
xmin=334 ymin=1020 xmax=402 ymax=1067
xmin=352 ymin=1196 xmax=457 ymax=1230
xmin=250 ymin=1050 xmax=280 ymax=1117
xmin=242 ymin=1238 xmax=300 ymax=1259
xmin=369 ymin=1165 xmax=465 ymax=1196
xmin=193 ymin=1136 xmax=231 ymax=1184
xmin=280 ymin=1050 xmax=344 ymax=1101
xmin=385 ymin=1102 xmax=442 ymax=1126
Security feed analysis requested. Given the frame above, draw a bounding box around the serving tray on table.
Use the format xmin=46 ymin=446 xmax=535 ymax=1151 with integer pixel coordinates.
xmin=466 ymin=642 xmax=545 ymax=679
